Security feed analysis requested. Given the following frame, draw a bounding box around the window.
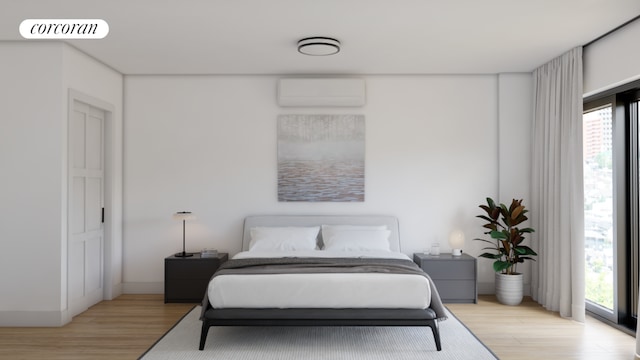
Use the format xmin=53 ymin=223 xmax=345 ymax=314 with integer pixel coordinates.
xmin=584 ymin=84 xmax=640 ymax=332
xmin=583 ymin=104 xmax=614 ymax=312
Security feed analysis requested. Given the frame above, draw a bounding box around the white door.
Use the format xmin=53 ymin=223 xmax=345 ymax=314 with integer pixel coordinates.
xmin=69 ymin=100 xmax=105 ymax=317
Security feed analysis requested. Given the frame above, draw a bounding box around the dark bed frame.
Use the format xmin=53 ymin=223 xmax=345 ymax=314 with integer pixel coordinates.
xmin=198 ymin=215 xmax=443 ymax=351
xmin=199 ymin=307 xmax=441 ymax=351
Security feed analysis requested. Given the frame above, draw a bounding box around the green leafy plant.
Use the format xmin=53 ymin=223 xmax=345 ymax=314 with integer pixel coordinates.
xmin=475 ymin=198 xmax=537 ymax=274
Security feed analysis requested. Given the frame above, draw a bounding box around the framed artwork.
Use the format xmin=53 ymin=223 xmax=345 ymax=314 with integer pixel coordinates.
xmin=277 ymin=114 xmax=365 ymax=202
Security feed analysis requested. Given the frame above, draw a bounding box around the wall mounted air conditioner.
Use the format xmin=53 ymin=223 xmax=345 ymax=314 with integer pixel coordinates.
xmin=277 ymin=78 xmax=366 ymax=107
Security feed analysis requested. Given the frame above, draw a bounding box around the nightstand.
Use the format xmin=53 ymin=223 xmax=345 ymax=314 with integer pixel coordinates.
xmin=164 ymin=252 xmax=228 ymax=303
xmin=413 ymin=253 xmax=477 ymax=303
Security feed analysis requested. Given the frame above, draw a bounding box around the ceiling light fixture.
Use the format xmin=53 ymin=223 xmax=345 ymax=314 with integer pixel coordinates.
xmin=297 ymin=37 xmax=340 ymax=56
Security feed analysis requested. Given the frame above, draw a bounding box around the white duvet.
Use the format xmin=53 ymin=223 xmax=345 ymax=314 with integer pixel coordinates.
xmin=207 ymin=250 xmax=431 ymax=309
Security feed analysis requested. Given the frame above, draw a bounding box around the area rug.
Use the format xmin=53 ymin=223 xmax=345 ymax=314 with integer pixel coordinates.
xmin=139 ymin=306 xmax=498 ymax=360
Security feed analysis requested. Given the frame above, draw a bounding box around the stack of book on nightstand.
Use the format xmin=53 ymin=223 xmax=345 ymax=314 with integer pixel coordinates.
xmin=201 ymin=248 xmax=218 ymax=258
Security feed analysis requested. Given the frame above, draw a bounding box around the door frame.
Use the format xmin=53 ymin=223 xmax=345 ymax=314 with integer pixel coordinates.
xmin=66 ymin=89 xmax=117 ymax=319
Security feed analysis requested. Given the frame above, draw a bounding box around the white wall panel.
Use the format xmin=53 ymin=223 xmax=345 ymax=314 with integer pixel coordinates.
xmin=86 ymin=178 xmax=102 ymax=231
xmin=68 ymin=241 xmax=84 ymax=301
xmin=72 ymin=177 xmax=86 ymax=234
xmin=72 ymin=108 xmax=86 ymax=168
xmin=85 ymin=236 xmax=103 ymax=293
xmin=86 ymin=115 xmax=103 ymax=170
xmin=0 ymin=43 xmax=65 ymax=317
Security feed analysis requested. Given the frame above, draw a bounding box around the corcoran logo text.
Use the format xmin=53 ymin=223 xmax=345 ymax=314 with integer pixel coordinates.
xmin=20 ymin=19 xmax=109 ymax=39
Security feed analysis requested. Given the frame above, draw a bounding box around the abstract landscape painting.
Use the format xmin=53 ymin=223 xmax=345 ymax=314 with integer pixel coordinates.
xmin=278 ymin=114 xmax=365 ymax=202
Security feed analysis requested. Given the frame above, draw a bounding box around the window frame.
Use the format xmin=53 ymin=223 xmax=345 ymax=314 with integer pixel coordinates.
xmin=583 ymin=96 xmax=621 ymax=323
xmin=584 ymin=83 xmax=639 ymax=332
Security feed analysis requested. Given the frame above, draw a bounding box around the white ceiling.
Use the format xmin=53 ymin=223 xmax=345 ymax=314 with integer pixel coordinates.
xmin=1 ymin=0 xmax=639 ymax=75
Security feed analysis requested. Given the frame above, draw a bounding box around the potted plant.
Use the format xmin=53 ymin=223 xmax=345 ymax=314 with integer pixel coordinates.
xmin=475 ymin=197 xmax=537 ymax=305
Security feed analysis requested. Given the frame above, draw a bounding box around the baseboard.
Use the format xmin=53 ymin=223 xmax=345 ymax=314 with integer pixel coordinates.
xmin=109 ymin=283 xmax=123 ymax=299
xmin=477 ymin=282 xmax=494 ymax=295
xmin=0 ymin=309 xmax=69 ymax=327
xmin=122 ymin=281 xmax=163 ymax=294
xmin=103 ymin=282 xmax=124 ymax=300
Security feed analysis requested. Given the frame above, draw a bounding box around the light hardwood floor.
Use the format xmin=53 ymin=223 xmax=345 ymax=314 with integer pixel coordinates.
xmin=449 ymin=296 xmax=636 ymax=360
xmin=0 ymin=295 xmax=193 ymax=360
xmin=0 ymin=294 xmax=635 ymax=359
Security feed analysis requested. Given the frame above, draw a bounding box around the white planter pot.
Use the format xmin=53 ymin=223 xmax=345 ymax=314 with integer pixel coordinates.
xmin=495 ymin=273 xmax=523 ymax=306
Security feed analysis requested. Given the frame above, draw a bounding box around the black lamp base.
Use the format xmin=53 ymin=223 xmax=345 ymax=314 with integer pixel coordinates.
xmin=174 ymin=252 xmax=193 ymax=257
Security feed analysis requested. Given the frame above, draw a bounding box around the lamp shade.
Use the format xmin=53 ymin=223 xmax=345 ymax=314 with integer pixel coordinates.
xmin=449 ymin=229 xmax=465 ymax=256
xmin=173 ymin=211 xmax=194 ymax=221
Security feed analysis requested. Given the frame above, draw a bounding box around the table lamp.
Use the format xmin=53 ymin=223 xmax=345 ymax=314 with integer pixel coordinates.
xmin=449 ymin=229 xmax=465 ymax=256
xmin=173 ymin=211 xmax=194 ymax=257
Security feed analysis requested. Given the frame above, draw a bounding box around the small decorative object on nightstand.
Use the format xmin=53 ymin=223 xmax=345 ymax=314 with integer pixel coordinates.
xmin=430 ymin=242 xmax=440 ymax=256
xmin=164 ymin=252 xmax=228 ymax=303
xmin=200 ymin=248 xmax=218 ymax=258
xmin=414 ymin=252 xmax=477 ymax=303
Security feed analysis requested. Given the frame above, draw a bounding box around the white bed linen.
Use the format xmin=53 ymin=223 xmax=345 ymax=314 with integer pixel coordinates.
xmin=208 ymin=251 xmax=431 ymax=309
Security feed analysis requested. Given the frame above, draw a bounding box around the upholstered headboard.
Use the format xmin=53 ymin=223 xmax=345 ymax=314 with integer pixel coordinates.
xmin=242 ymin=215 xmax=401 ymax=252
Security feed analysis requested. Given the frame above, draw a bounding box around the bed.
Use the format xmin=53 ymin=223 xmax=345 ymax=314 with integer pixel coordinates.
xmin=199 ymin=215 xmax=446 ymax=351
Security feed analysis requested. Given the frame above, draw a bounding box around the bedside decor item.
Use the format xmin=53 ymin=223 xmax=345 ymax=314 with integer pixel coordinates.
xmin=449 ymin=230 xmax=465 ymax=256
xmin=174 ymin=211 xmax=194 ymax=258
xmin=201 ymin=248 xmax=218 ymax=258
xmin=430 ymin=242 xmax=440 ymax=256
xmin=475 ymin=198 xmax=536 ymax=305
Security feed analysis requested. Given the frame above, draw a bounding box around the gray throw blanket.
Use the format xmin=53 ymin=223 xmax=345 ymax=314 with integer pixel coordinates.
xmin=201 ymin=257 xmax=447 ymax=321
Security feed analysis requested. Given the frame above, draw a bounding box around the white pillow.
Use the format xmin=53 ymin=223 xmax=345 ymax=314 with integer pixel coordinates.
xmin=321 ymin=224 xmax=388 ymax=244
xmin=323 ymin=229 xmax=391 ymax=252
xmin=249 ymin=226 xmax=320 ymax=251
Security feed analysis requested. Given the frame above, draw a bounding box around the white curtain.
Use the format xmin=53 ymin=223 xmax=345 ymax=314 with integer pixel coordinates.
xmin=531 ymin=47 xmax=585 ymax=322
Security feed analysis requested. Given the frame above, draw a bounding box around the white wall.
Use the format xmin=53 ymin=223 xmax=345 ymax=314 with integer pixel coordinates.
xmin=123 ymin=74 xmax=532 ymax=294
xmin=0 ymin=42 xmax=123 ymax=326
xmin=584 ymin=18 xmax=640 ymax=96
xmin=0 ymin=42 xmax=66 ymax=325
xmin=496 ymin=73 xmax=534 ymax=294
